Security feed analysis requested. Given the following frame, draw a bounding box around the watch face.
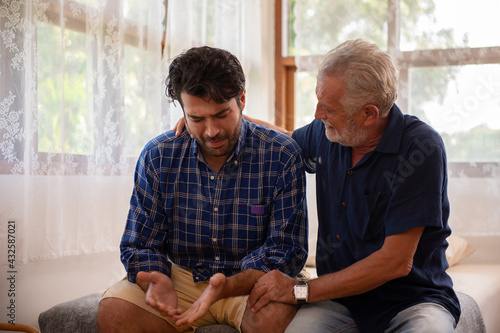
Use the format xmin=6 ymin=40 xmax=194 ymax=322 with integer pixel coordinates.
xmin=294 ymin=284 xmax=308 ymax=300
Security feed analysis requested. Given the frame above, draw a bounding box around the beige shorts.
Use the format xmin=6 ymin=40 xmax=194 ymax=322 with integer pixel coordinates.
xmin=102 ymin=264 xmax=247 ymax=332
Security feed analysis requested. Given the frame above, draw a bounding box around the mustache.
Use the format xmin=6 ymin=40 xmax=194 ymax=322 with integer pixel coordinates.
xmin=203 ymin=134 xmax=228 ymax=142
xmin=322 ymin=120 xmax=334 ymax=128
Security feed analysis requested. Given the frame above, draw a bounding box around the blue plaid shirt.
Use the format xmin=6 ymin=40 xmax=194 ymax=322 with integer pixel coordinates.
xmin=121 ymin=119 xmax=308 ymax=283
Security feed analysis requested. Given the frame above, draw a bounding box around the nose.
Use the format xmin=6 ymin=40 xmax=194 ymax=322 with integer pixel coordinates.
xmin=315 ymin=103 xmax=326 ymax=120
xmin=204 ymin=119 xmax=221 ymax=138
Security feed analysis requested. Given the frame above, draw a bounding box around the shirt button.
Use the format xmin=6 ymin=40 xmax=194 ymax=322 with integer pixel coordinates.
xmin=234 ymin=161 xmax=238 ymax=166
xmin=347 ymin=170 xmax=353 ymax=176
xmin=336 ymin=234 xmax=340 ymax=241
xmin=214 ymin=207 xmax=218 ymax=212
xmin=195 ymin=276 xmax=199 ymax=280
xmin=341 ymin=202 xmax=347 ymax=208
xmin=210 ymin=175 xmax=215 ymax=180
xmin=212 ymin=238 xmax=217 ymax=242
xmin=215 ymin=256 xmax=220 ymax=261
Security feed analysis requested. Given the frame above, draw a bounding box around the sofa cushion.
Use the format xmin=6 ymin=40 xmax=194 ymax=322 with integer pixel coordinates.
xmin=38 ymin=293 xmax=101 ymax=332
xmin=447 ymin=235 xmax=476 ymax=267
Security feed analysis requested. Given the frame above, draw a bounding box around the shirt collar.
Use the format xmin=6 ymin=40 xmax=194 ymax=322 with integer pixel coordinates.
xmin=374 ymin=104 xmax=405 ymax=154
xmin=232 ymin=117 xmax=247 ymax=161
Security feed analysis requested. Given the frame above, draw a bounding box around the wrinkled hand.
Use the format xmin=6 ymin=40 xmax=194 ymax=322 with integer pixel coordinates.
xmin=248 ymin=270 xmax=296 ymax=312
xmin=172 ymin=117 xmax=191 ymax=138
xmin=171 ymin=273 xmax=227 ymax=326
xmin=137 ymin=271 xmax=181 ymax=318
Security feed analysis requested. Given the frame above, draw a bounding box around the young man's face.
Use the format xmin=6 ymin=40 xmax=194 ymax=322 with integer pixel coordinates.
xmin=182 ymin=91 xmax=246 ymax=164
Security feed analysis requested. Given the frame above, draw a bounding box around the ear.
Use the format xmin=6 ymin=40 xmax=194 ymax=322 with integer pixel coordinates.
xmin=362 ymin=104 xmax=380 ymax=126
xmin=182 ymin=112 xmax=194 ymax=139
xmin=239 ymin=90 xmax=246 ymax=111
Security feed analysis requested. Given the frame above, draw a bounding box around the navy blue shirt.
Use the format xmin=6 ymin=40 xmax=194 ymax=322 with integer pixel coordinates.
xmin=293 ymin=105 xmax=460 ymax=333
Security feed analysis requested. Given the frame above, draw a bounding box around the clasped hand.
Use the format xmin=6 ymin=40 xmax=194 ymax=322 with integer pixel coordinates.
xmin=248 ymin=270 xmax=297 ymax=312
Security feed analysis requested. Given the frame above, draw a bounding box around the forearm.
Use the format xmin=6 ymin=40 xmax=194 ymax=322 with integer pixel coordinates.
xmin=309 ymin=227 xmax=424 ymax=303
xmin=220 ymin=268 xmax=266 ymax=298
xmin=309 ymin=252 xmax=399 ymax=302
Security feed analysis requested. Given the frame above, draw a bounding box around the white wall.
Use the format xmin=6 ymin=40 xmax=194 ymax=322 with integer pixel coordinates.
xmin=0 ymin=174 xmax=131 ymax=329
xmin=0 ymin=252 xmax=125 ymax=329
xmin=448 ymin=176 xmax=500 ymax=237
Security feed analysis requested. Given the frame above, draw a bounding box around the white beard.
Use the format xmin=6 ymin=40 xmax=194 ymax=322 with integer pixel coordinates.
xmin=323 ymin=117 xmax=369 ymax=147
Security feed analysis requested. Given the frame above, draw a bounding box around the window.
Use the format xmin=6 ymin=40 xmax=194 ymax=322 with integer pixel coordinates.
xmin=37 ymin=21 xmax=93 ymax=155
xmin=276 ymin=0 xmax=500 ymax=172
xmin=0 ymin=0 xmax=166 ymax=175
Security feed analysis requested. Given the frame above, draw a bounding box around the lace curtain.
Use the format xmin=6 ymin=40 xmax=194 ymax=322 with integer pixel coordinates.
xmin=0 ymin=0 xmax=270 ymax=264
xmin=164 ymin=0 xmax=273 ymax=123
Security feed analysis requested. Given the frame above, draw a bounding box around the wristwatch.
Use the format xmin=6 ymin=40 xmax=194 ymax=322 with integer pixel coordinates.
xmin=293 ymin=280 xmax=309 ymax=304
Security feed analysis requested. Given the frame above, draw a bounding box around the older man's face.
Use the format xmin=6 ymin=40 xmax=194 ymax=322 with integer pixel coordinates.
xmin=314 ymin=75 xmax=368 ymax=147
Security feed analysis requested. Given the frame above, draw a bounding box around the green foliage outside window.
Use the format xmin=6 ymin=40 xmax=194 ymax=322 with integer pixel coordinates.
xmin=38 ymin=22 xmax=94 ymax=155
xmin=288 ymin=0 xmax=500 ymax=162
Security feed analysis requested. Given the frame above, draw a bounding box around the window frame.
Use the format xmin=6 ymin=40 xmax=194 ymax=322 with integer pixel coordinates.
xmin=275 ymin=0 xmax=500 ymax=176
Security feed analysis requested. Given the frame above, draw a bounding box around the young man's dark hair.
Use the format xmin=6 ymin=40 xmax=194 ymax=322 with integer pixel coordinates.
xmin=165 ymin=46 xmax=246 ymax=108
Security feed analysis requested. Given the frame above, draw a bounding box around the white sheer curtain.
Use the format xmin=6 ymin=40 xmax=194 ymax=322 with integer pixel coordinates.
xmin=0 ymin=0 xmax=272 ymax=264
xmin=164 ymin=0 xmax=273 ymax=123
xmin=0 ymin=0 xmax=166 ymax=263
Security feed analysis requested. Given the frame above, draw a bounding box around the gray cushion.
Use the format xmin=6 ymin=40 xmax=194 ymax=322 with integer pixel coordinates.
xmin=455 ymin=292 xmax=486 ymax=333
xmin=38 ymin=293 xmax=101 ymax=332
xmin=38 ymin=293 xmax=238 ymax=332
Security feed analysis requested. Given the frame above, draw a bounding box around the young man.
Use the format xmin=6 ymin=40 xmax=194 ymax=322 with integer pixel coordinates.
xmin=246 ymin=39 xmax=461 ymax=333
xmin=97 ymin=46 xmax=308 ymax=333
